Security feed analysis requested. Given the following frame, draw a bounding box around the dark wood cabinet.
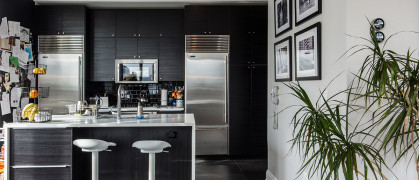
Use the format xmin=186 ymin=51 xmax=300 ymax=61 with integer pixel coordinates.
xmin=138 ymin=10 xmax=159 ymax=37
xmin=230 ymin=6 xmax=267 ymax=66
xmin=138 ymin=38 xmax=159 ymax=59
xmin=116 ymin=10 xmax=138 ymax=37
xmin=185 ymin=6 xmax=230 ymax=35
xmin=92 ymin=10 xmax=116 ymax=38
xmin=158 ymin=37 xmax=185 ymax=81
xmin=91 ymin=38 xmax=116 ymax=81
xmin=9 ymin=129 xmax=72 ymax=180
xmin=116 ymin=38 xmax=138 ymax=59
xmin=229 ymin=65 xmax=267 ymax=156
xmin=36 ymin=5 xmax=86 ymax=35
xmin=158 ymin=9 xmax=184 ymax=37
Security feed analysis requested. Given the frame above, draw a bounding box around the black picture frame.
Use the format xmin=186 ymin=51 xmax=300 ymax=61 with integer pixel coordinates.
xmin=274 ymin=36 xmax=292 ymax=82
xmin=294 ymin=22 xmax=321 ymax=81
xmin=274 ymin=0 xmax=292 ymax=37
xmin=295 ymin=0 xmax=322 ymax=26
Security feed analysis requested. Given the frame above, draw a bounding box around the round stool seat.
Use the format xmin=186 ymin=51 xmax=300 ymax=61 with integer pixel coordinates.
xmin=73 ymin=139 xmax=116 ymax=152
xmin=132 ymin=140 xmax=171 ymax=153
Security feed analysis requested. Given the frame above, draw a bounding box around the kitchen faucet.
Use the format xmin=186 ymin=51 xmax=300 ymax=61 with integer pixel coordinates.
xmin=117 ymin=84 xmax=124 ymax=120
xmin=94 ymin=95 xmax=102 ymax=119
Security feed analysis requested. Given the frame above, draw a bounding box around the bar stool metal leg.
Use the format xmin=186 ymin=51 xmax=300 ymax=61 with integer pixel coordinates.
xmin=149 ymin=153 xmax=155 ymax=180
xmin=92 ymin=151 xmax=99 ymax=180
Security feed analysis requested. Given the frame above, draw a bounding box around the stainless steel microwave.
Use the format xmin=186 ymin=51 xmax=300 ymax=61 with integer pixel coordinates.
xmin=115 ymin=59 xmax=158 ymax=83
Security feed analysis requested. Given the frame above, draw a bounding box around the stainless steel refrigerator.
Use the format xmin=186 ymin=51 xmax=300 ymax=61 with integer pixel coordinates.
xmin=185 ymin=35 xmax=229 ymax=155
xmin=38 ymin=35 xmax=85 ymax=115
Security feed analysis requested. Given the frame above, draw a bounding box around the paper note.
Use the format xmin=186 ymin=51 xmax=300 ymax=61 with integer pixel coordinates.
xmin=0 ymin=17 xmax=8 ymax=39
xmin=0 ymin=38 xmax=11 ymax=51
xmin=1 ymin=92 xmax=11 ymax=115
xmin=10 ymin=87 xmax=21 ymax=107
xmin=10 ymin=56 xmax=19 ymax=67
xmin=8 ymin=21 xmax=20 ymax=37
xmin=12 ymin=109 xmax=17 ymax=122
xmin=12 ymin=39 xmax=20 ymax=56
xmin=9 ymin=67 xmax=19 ymax=83
xmin=24 ymin=44 xmax=32 ymax=61
xmin=18 ymin=50 xmax=28 ymax=64
xmin=21 ymin=97 xmax=29 ymax=110
xmin=0 ymin=51 xmax=10 ymax=72
xmin=20 ymin=27 xmax=30 ymax=42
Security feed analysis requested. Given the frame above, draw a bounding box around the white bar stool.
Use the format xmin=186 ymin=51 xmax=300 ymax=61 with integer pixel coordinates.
xmin=132 ymin=140 xmax=171 ymax=180
xmin=73 ymin=139 xmax=116 ymax=180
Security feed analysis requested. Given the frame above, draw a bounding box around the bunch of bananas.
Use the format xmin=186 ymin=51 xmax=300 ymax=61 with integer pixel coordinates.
xmin=22 ymin=103 xmax=39 ymax=121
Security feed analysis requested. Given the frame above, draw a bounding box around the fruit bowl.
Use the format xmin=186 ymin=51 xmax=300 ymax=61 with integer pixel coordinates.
xmin=23 ymin=64 xmax=47 ymax=75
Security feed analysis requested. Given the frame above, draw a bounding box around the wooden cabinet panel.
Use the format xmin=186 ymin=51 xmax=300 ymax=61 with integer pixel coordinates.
xmin=251 ymin=6 xmax=268 ymax=35
xmin=91 ymin=38 xmax=116 ymax=81
xmin=207 ymin=6 xmax=230 ymax=35
xmin=36 ymin=6 xmax=62 ymax=35
xmin=11 ymin=167 xmax=71 ymax=180
xmin=138 ymin=10 xmax=159 ymax=37
xmin=230 ymin=6 xmax=252 ymax=36
xmin=250 ymin=65 xmax=267 ymax=154
xmin=229 ymin=65 xmax=252 ymax=155
xmin=159 ymin=9 xmax=184 ymax=37
xmin=61 ymin=6 xmax=86 ymax=35
xmin=92 ymin=10 xmax=116 ymax=37
xmin=10 ymin=129 xmax=72 ymax=165
xmin=137 ymin=38 xmax=159 ymax=59
xmin=116 ymin=10 xmax=138 ymax=37
xmin=72 ymin=127 xmax=192 ymax=180
xmin=184 ymin=6 xmax=208 ymax=35
xmin=116 ymin=38 xmax=137 ymax=59
xmin=158 ymin=38 xmax=185 ymax=81
xmin=251 ymin=34 xmax=268 ymax=65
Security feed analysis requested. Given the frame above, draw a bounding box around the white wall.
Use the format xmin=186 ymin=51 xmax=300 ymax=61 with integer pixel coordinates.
xmin=267 ymin=0 xmax=419 ymax=179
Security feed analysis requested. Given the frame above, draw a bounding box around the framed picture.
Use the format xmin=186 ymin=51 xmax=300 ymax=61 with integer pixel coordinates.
xmin=294 ymin=22 xmax=321 ymax=80
xmin=274 ymin=36 xmax=292 ymax=82
xmin=295 ymin=0 xmax=322 ymax=26
xmin=274 ymin=0 xmax=292 ymax=37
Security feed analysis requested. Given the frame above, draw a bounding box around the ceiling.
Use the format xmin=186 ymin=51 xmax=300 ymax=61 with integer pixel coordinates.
xmin=33 ymin=0 xmax=268 ymax=8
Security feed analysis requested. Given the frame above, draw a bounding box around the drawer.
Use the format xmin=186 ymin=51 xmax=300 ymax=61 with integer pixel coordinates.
xmin=10 ymin=128 xmax=72 ymax=165
xmin=11 ymin=167 xmax=71 ymax=180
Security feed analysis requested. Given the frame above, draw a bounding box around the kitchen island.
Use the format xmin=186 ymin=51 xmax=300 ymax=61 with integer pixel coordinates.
xmin=3 ymin=114 xmax=195 ymax=180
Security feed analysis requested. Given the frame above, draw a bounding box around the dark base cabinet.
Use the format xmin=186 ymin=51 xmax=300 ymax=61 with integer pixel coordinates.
xmin=72 ymin=127 xmax=192 ymax=180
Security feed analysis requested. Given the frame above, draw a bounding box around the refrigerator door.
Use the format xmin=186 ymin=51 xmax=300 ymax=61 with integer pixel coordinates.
xmin=38 ymin=54 xmax=83 ymax=115
xmin=196 ymin=125 xmax=228 ymax=155
xmin=185 ymin=53 xmax=228 ymax=126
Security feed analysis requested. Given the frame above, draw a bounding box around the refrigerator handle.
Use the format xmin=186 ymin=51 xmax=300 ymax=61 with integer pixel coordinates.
xmin=225 ymin=55 xmax=229 ymax=124
xmin=79 ymin=56 xmax=83 ymax=101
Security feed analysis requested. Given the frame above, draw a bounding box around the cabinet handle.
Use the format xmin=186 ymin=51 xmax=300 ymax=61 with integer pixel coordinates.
xmin=248 ymin=67 xmax=250 ymax=69
xmin=253 ymin=32 xmax=255 ymax=34
xmin=159 ymin=78 xmax=162 ymax=80
xmin=253 ymin=66 xmax=255 ymax=69
xmin=138 ymin=56 xmax=141 ymax=58
xmin=248 ymin=62 xmax=250 ymax=64
xmin=12 ymin=165 xmax=71 ymax=169
xmin=160 ymin=34 xmax=163 ymax=37
xmin=112 ymin=34 xmax=115 ymax=37
xmin=204 ymin=32 xmax=207 ymax=34
xmin=248 ymin=32 xmax=250 ymax=34
xmin=134 ymin=34 xmax=137 ymax=37
xmin=138 ymin=34 xmax=141 ymax=37
xmin=57 ymin=32 xmax=60 ymax=35
xmin=62 ymin=32 xmax=65 ymax=35
xmin=134 ymin=56 xmax=136 ymax=58
xmin=253 ymin=62 xmax=255 ymax=64
xmin=209 ymin=32 xmax=212 ymax=34
xmin=112 ymin=77 xmax=115 ymax=81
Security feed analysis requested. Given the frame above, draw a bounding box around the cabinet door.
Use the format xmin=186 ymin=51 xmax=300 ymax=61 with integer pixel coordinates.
xmin=229 ymin=65 xmax=252 ymax=155
xmin=184 ymin=6 xmax=208 ymax=35
xmin=251 ymin=6 xmax=268 ymax=35
xmin=92 ymin=10 xmax=116 ymax=38
xmin=61 ymin=6 xmax=86 ymax=35
xmin=36 ymin=6 xmax=62 ymax=35
xmin=207 ymin=6 xmax=230 ymax=35
xmin=251 ymin=33 xmax=267 ymax=65
xmin=116 ymin=38 xmax=138 ymax=59
xmin=91 ymin=38 xmax=116 ymax=81
xmin=137 ymin=38 xmax=159 ymax=59
xmin=230 ymin=6 xmax=252 ymax=66
xmin=138 ymin=10 xmax=159 ymax=37
xmin=11 ymin=167 xmax=71 ymax=180
xmin=116 ymin=10 xmax=138 ymax=37
xmin=158 ymin=38 xmax=185 ymax=81
xmin=230 ymin=6 xmax=252 ymax=36
xmin=159 ymin=10 xmax=184 ymax=37
xmin=250 ymin=65 xmax=267 ymax=155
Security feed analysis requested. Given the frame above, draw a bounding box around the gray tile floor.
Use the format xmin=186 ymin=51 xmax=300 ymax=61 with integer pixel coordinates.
xmin=196 ymin=157 xmax=267 ymax=180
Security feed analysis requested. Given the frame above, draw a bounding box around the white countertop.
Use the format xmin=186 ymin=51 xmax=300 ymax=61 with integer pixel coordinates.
xmin=4 ymin=113 xmax=195 ymax=128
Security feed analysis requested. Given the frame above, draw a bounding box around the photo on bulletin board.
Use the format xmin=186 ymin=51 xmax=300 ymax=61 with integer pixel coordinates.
xmin=294 ymin=22 xmax=321 ymax=80
xmin=295 ymin=0 xmax=322 ymax=26
xmin=274 ymin=0 xmax=292 ymax=37
xmin=274 ymin=36 xmax=292 ymax=82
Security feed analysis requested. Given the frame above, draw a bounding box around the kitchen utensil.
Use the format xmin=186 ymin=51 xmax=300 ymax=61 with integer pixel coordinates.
xmin=139 ymin=90 xmax=149 ymax=103
xmin=66 ymin=104 xmax=77 ymax=115
xmin=77 ymin=100 xmax=88 ymax=112
xmin=161 ymin=89 xmax=168 ymax=106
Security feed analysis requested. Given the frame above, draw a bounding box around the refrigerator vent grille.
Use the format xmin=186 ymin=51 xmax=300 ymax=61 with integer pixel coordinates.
xmin=186 ymin=35 xmax=229 ymax=53
xmin=38 ymin=35 xmax=84 ymax=54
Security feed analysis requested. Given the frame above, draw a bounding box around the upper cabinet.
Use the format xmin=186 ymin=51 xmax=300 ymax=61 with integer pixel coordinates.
xmin=185 ymin=6 xmax=230 ymax=35
xmin=116 ymin=10 xmax=138 ymax=37
xmin=158 ymin=9 xmax=184 ymax=37
xmin=92 ymin=10 xmax=116 ymax=38
xmin=138 ymin=10 xmax=159 ymax=37
xmin=36 ymin=6 xmax=86 ymax=35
